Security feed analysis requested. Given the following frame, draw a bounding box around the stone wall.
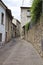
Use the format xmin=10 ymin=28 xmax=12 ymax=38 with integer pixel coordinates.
xmin=24 ymin=15 xmax=43 ymax=56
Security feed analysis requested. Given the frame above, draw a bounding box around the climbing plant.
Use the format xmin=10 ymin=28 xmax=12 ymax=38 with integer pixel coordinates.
xmin=25 ymin=22 xmax=30 ymax=31
xmin=25 ymin=0 xmax=42 ymax=31
xmin=31 ymin=0 xmax=42 ymax=23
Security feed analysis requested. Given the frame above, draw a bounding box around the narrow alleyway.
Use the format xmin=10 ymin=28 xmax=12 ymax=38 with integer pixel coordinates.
xmin=0 ymin=38 xmax=43 ymax=65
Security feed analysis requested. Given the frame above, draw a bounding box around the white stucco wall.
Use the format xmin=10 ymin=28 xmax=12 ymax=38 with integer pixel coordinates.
xmin=21 ymin=8 xmax=31 ymax=27
xmin=0 ymin=5 xmax=6 ymax=43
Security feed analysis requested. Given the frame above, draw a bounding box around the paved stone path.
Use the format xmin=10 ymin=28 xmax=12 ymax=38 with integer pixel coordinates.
xmin=0 ymin=38 xmax=43 ymax=65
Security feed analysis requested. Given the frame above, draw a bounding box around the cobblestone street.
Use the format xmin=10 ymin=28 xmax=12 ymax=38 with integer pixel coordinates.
xmin=0 ymin=38 xmax=43 ymax=65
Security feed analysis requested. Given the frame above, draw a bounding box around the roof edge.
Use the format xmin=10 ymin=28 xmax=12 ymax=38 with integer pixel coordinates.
xmin=0 ymin=0 xmax=7 ymax=8
xmin=20 ymin=6 xmax=31 ymax=9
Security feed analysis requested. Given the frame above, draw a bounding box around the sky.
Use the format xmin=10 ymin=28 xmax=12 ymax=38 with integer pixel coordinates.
xmin=2 ymin=0 xmax=33 ymax=21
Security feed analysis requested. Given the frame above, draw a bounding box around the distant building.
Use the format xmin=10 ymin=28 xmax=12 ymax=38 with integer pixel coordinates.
xmin=16 ymin=19 xmax=21 ymax=37
xmin=21 ymin=7 xmax=31 ymax=38
xmin=12 ymin=18 xmax=21 ymax=37
xmin=21 ymin=7 xmax=31 ymax=27
xmin=11 ymin=22 xmax=17 ymax=38
xmin=0 ymin=0 xmax=13 ymax=45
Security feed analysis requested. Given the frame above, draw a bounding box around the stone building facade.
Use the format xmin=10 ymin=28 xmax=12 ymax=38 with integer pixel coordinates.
xmin=11 ymin=23 xmax=17 ymax=38
xmin=21 ymin=7 xmax=31 ymax=38
xmin=0 ymin=0 xmax=13 ymax=45
xmin=16 ymin=19 xmax=21 ymax=37
xmin=12 ymin=18 xmax=21 ymax=37
xmin=5 ymin=9 xmax=13 ymax=42
xmin=21 ymin=7 xmax=31 ymax=27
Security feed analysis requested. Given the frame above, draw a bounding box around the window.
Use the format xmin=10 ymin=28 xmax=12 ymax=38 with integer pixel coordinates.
xmin=1 ymin=13 xmax=4 ymax=25
xmin=27 ymin=10 xmax=30 ymax=12
xmin=0 ymin=33 xmax=2 ymax=42
xmin=27 ymin=10 xmax=31 ymax=17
